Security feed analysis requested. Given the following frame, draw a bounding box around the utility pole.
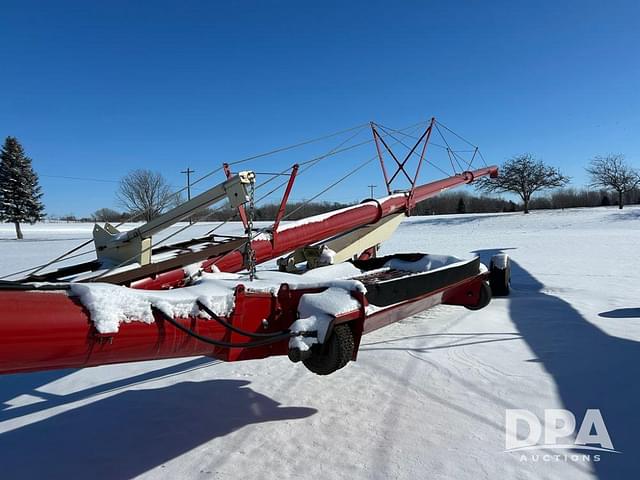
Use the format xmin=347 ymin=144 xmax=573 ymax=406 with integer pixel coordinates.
xmin=368 ymin=184 xmax=377 ymax=198
xmin=181 ymin=167 xmax=195 ymax=224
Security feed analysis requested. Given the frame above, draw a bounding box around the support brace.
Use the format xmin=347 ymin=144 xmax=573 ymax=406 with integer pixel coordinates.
xmin=277 ymin=213 xmax=405 ymax=271
xmin=93 ymin=171 xmax=255 ymax=266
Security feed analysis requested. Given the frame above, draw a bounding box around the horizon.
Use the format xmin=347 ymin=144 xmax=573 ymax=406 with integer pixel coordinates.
xmin=1 ymin=0 xmax=639 ymax=217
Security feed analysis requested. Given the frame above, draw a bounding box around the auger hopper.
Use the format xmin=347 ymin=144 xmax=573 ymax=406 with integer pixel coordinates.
xmin=0 ymin=119 xmax=510 ymax=376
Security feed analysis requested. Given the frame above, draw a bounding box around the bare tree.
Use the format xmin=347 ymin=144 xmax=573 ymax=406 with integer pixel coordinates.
xmin=586 ymin=154 xmax=639 ymax=209
xmin=476 ymin=154 xmax=569 ymax=213
xmin=91 ymin=207 xmax=124 ymax=222
xmin=117 ymin=169 xmax=174 ymax=221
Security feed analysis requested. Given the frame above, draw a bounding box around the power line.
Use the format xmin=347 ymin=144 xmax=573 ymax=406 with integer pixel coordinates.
xmin=41 ymin=172 xmax=208 ymax=193
xmin=8 ymin=120 xmax=426 ymax=280
xmin=40 ymin=174 xmax=120 ymax=184
xmin=181 ymin=167 xmax=196 ymax=224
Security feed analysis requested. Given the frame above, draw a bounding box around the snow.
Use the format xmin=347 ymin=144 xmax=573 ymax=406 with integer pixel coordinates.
xmin=276 ymin=204 xmax=365 ymax=232
xmin=289 ymin=287 xmax=360 ymax=351
xmin=383 ymin=253 xmax=467 ymax=273
xmin=0 ymin=221 xmax=273 ymax=280
xmin=68 ymin=246 xmax=465 ymax=335
xmin=1 ymin=206 xmax=640 ymax=479
xmin=491 ymin=252 xmax=510 ymax=269
xmin=69 ymin=279 xmax=236 ymax=334
xmin=69 ymin=262 xmax=367 ymax=334
xmin=317 ymin=245 xmax=336 ymax=266
xmin=276 ymin=194 xmax=405 ymax=233
xmin=246 ymin=265 xmax=366 ymax=294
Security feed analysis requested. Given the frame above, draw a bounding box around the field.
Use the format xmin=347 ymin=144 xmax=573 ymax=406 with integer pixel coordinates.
xmin=1 ymin=206 xmax=639 ymax=479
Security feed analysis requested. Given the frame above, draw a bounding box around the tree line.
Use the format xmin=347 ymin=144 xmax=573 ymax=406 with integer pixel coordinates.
xmin=412 ymin=186 xmax=637 ymax=216
xmin=73 ymin=185 xmax=639 ymax=222
xmin=475 ymin=153 xmax=640 ymax=213
xmin=83 ymin=200 xmax=353 ymax=223
xmin=2 ymin=135 xmax=640 ymax=239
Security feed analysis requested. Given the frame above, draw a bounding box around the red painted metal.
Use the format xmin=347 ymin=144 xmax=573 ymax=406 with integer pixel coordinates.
xmin=372 ymin=118 xmax=437 ymax=212
xmin=0 ymin=290 xmax=215 ymax=374
xmin=386 ymin=126 xmax=428 ymax=185
xmin=203 ymin=166 xmax=497 ymax=274
xmin=374 ymin=125 xmax=413 ymax=184
xmin=132 ymin=268 xmax=192 ymax=290
xmin=129 ymin=165 xmax=496 ymax=290
xmin=361 ymin=273 xmax=487 ymax=336
xmin=0 ymin=271 xmax=489 ymax=375
xmin=0 ymin=142 xmax=498 ymax=375
xmin=0 ymin=285 xmax=294 ymax=374
xmin=271 ymin=163 xmax=299 ymax=246
xmin=357 ymin=246 xmax=377 ymax=261
xmin=408 ymin=118 xmax=435 ymax=211
xmin=371 ymin=122 xmax=392 ymax=195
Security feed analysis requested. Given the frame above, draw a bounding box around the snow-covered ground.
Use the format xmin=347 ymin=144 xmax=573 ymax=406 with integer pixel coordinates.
xmin=1 ymin=206 xmax=639 ymax=479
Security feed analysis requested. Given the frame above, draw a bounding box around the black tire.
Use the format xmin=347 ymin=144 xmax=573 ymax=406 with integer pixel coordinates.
xmin=465 ymin=281 xmax=492 ymax=310
xmin=303 ymin=324 xmax=355 ymax=375
xmin=489 ymin=259 xmax=511 ymax=296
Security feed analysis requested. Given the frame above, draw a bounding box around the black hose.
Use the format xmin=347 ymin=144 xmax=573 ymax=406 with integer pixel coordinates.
xmin=196 ymin=300 xmax=290 ymax=339
xmin=152 ymin=307 xmax=292 ymax=348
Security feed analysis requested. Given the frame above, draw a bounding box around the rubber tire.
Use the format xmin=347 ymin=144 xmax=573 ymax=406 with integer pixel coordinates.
xmin=465 ymin=281 xmax=492 ymax=311
xmin=489 ymin=261 xmax=511 ymax=297
xmin=303 ymin=324 xmax=355 ymax=376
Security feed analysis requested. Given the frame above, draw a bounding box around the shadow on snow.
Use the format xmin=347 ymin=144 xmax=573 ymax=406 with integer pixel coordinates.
xmin=359 ymin=332 xmax=523 ymax=352
xmin=0 ymin=357 xmax=216 ymax=421
xmin=608 ymin=209 xmax=640 ymax=221
xmin=0 ymin=379 xmax=315 ymax=479
xmin=474 ymin=248 xmax=640 ymax=479
xmin=599 ymin=308 xmax=640 ymax=319
xmin=0 ymin=359 xmax=316 ymax=479
xmin=404 ymin=213 xmax=506 ymax=227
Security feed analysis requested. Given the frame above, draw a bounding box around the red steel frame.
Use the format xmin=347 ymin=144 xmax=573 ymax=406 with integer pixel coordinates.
xmin=371 ymin=118 xmax=435 ymax=199
xmin=271 ymin=163 xmax=299 ymax=247
xmin=0 ymin=120 xmax=498 ymax=375
xmin=131 ymin=165 xmax=497 ymax=290
xmin=0 ymin=270 xmax=489 ymax=375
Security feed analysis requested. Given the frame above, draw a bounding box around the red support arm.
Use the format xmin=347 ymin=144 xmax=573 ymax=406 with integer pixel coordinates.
xmin=271 ymin=164 xmax=299 ymax=247
xmin=199 ymin=165 xmax=498 ymax=274
xmin=131 ymin=165 xmax=497 ymax=289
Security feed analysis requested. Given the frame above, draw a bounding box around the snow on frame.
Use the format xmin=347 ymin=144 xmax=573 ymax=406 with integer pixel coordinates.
xmin=70 ymin=262 xmax=368 ymax=334
xmin=274 ymin=195 xmax=403 ymax=233
xmin=69 ymin=252 xmax=471 ymax=334
xmin=289 ymin=286 xmax=361 ymax=351
xmin=383 ymin=254 xmax=468 ymax=274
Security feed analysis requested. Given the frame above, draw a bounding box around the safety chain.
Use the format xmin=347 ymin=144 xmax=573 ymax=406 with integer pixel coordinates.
xmin=245 ymin=178 xmax=257 ymax=281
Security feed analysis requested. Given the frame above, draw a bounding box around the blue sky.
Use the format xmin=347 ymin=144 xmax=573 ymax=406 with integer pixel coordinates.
xmin=1 ymin=0 xmax=638 ymax=217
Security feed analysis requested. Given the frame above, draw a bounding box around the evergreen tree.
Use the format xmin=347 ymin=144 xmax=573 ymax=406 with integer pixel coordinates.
xmin=601 ymin=194 xmax=610 ymax=206
xmin=0 ymin=137 xmax=45 ymax=239
xmin=456 ymin=197 xmax=466 ymax=214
